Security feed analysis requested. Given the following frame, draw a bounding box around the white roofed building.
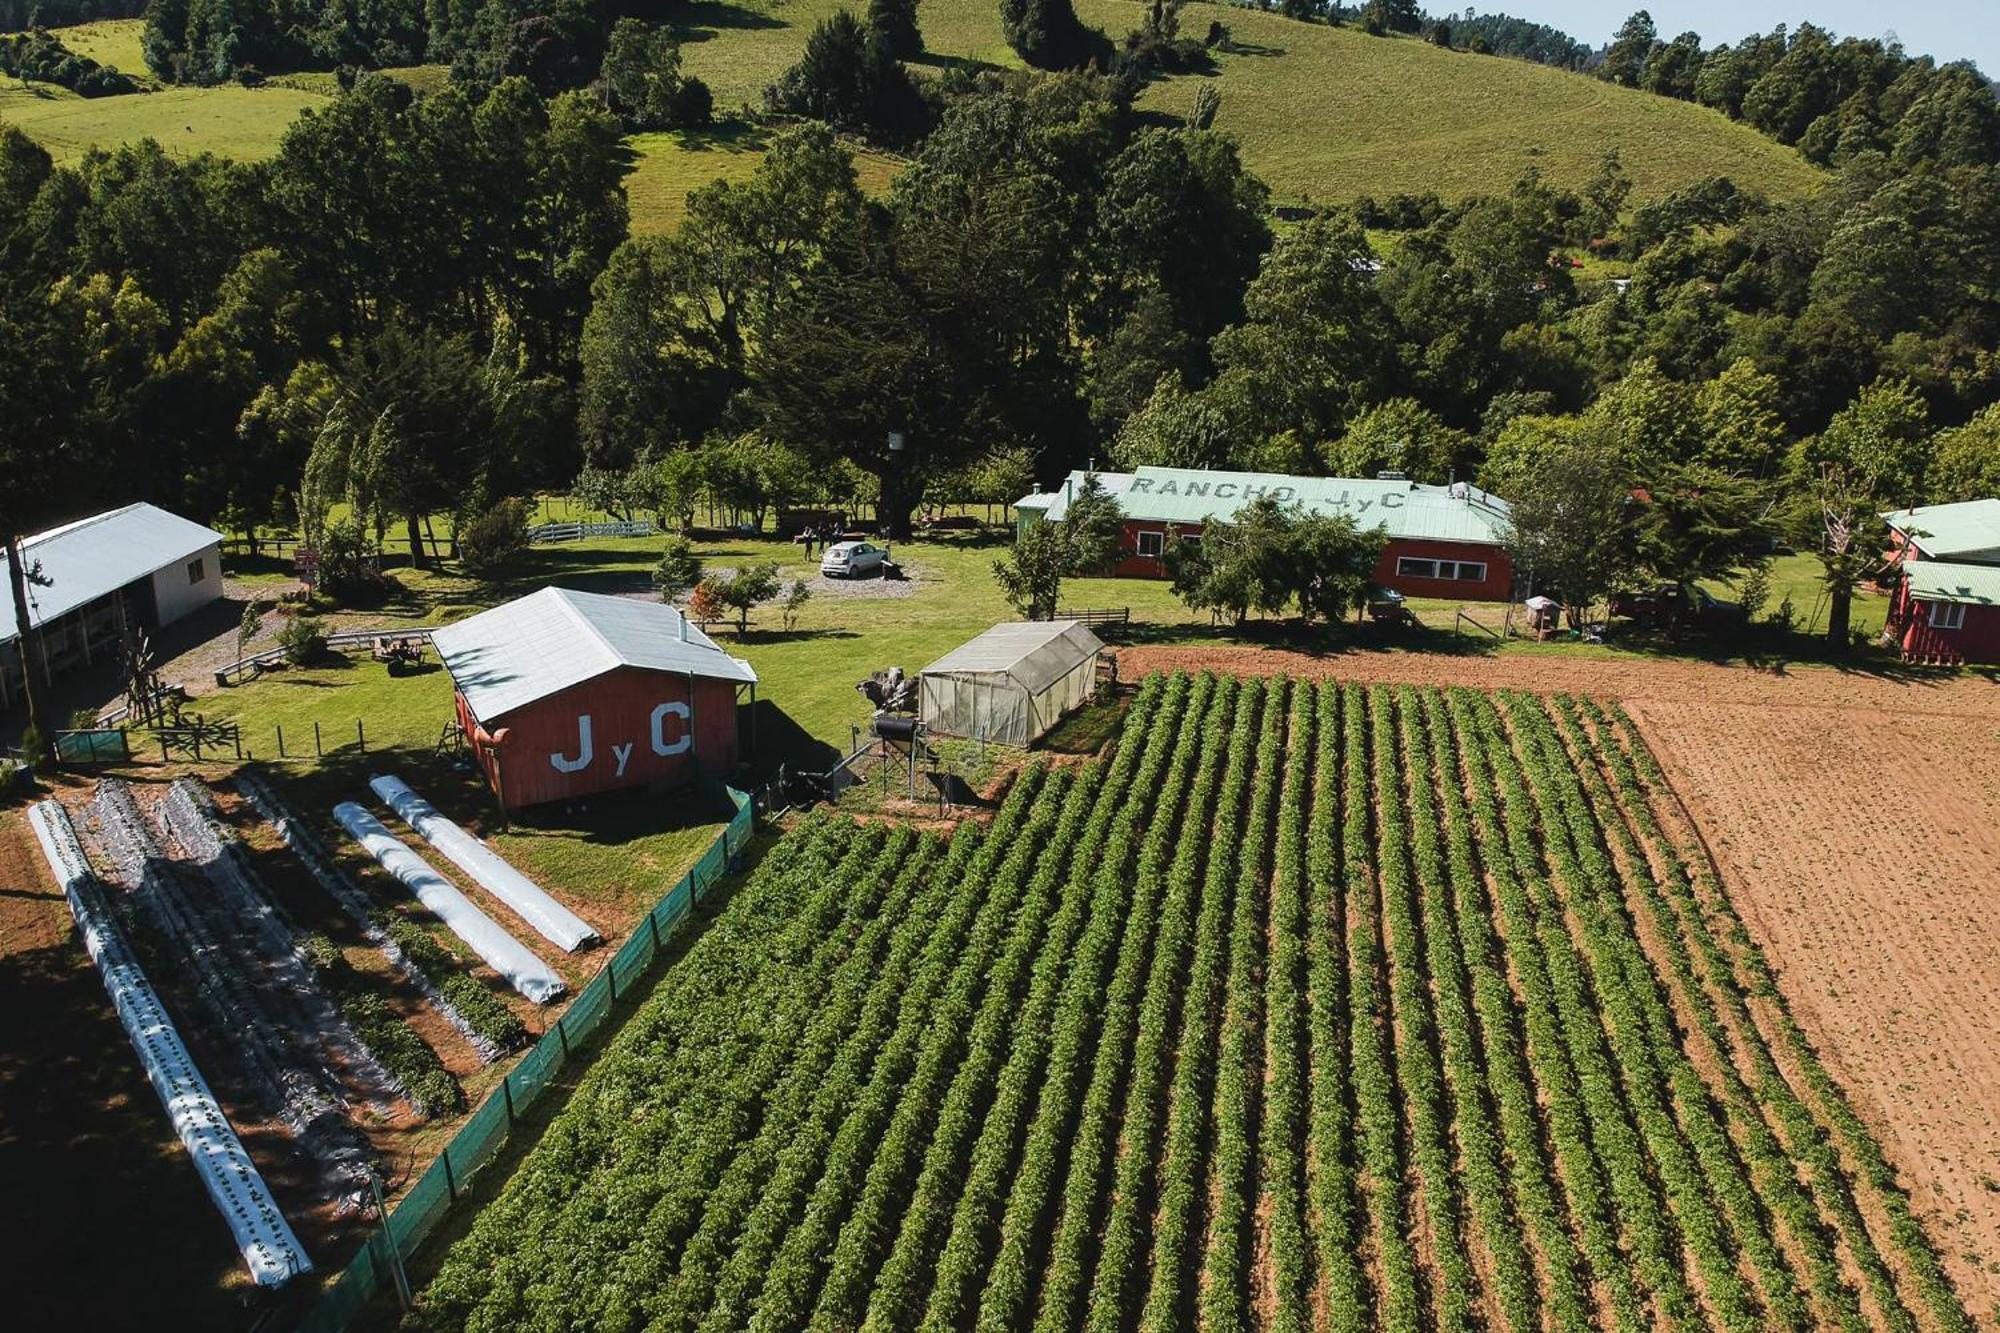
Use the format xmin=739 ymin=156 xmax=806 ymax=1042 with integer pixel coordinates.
xmin=433 ymin=587 xmax=758 ymax=810
xmin=1 ymin=503 xmax=225 ymax=709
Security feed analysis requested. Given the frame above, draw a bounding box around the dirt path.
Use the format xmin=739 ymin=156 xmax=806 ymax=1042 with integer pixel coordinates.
xmin=1118 ymin=644 xmax=2000 ymax=1321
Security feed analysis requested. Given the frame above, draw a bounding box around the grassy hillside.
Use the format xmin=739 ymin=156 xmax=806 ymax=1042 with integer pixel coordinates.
xmin=676 ymin=0 xmax=1825 ymax=205
xmin=3 ymin=4 xmax=1823 ymax=213
xmin=626 ymin=124 xmax=903 ymax=233
xmin=0 ymin=80 xmax=327 ymax=162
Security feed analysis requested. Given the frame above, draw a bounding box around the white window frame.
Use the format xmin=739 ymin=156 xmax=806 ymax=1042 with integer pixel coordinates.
xmin=1450 ymin=560 xmax=1488 ymax=582
xmin=187 ymin=557 xmax=205 ymax=585
xmin=1135 ymin=530 xmax=1165 ymax=559
xmin=1397 ymin=557 xmax=1439 ymax=579
xmin=1928 ymin=600 xmax=1966 ymax=630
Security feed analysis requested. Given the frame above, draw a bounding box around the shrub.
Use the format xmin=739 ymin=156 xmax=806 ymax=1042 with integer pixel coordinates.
xmin=312 ymin=518 xmax=389 ymax=606
xmin=458 ymin=498 xmax=532 ymax=577
xmin=653 ymin=537 xmax=705 ymax=603
xmin=277 ymin=613 xmax=327 ymax=665
xmin=780 ymin=578 xmax=812 ymax=631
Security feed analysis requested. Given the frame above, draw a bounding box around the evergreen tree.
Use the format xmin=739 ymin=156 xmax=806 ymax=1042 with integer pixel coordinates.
xmin=999 ymin=0 xmax=1106 ymax=71
xmin=867 ymin=0 xmax=922 ymax=61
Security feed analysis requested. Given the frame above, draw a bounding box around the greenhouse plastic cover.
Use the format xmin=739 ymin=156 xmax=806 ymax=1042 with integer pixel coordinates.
xmin=920 ymin=620 xmax=1106 ymax=693
xmin=28 ymin=800 xmax=311 ymax=1287
xmin=333 ymin=802 xmax=566 ymax=1004
xmin=370 ymin=775 xmax=599 ymax=953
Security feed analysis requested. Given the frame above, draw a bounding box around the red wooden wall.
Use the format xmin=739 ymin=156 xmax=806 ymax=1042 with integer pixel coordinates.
xmin=1100 ymin=520 xmax=1514 ymax=602
xmin=458 ymin=669 xmax=741 ymax=810
xmin=1888 ymin=580 xmax=2000 ymax=664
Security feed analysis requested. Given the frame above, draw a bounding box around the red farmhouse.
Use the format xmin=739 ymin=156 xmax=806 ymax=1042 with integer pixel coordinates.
xmin=1883 ymin=499 xmax=2000 ymax=666
xmin=1015 ymin=466 xmax=1516 ymax=601
xmin=431 ymin=587 xmax=758 ymax=811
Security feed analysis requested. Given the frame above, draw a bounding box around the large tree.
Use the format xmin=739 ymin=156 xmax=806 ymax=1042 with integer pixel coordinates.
xmin=1787 ymin=377 xmax=1933 ymax=647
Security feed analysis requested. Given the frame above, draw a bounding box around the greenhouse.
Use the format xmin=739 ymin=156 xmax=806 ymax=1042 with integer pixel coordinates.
xmin=918 ymin=620 xmax=1105 ymax=747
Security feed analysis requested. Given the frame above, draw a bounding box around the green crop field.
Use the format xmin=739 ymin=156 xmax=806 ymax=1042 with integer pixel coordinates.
xmin=8 ymin=4 xmax=1821 ymax=220
xmin=406 ymin=671 xmax=1971 ymax=1331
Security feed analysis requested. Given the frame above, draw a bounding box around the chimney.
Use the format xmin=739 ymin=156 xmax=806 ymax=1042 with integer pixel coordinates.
xmin=678 ymin=611 xmax=689 ymax=642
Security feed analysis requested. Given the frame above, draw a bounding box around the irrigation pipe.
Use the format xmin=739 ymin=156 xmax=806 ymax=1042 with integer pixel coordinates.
xmin=369 ymin=775 xmax=599 ymax=953
xmin=333 ymin=802 xmax=566 ymax=1005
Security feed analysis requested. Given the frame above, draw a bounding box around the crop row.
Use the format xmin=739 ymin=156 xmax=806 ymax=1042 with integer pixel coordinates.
xmin=1593 ymin=700 xmax=1973 ymax=1333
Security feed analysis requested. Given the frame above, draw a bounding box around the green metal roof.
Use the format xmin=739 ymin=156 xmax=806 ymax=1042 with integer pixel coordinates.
xmin=1883 ymin=499 xmax=2000 ymax=561
xmin=1904 ymin=559 xmax=2000 ymax=607
xmin=1019 ymin=467 xmax=1512 ymax=546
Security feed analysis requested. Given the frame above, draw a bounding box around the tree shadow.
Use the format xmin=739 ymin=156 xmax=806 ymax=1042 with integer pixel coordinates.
xmin=669 ymin=0 xmax=790 ymax=42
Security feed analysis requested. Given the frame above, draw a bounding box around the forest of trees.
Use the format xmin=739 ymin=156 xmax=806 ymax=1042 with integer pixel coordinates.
xmin=2 ymin=0 xmax=1998 ymax=668
xmin=1596 ymin=11 xmax=2000 ymax=171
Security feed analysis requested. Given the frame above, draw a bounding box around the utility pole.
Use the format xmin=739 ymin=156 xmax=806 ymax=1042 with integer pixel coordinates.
xmin=4 ymin=531 xmax=52 ymax=765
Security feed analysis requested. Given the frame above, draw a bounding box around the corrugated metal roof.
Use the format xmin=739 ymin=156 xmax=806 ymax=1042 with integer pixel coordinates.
xmin=1904 ymin=560 xmax=2000 ymax=607
xmin=0 ymin=503 xmax=224 ymax=647
xmin=1883 ymin=499 xmax=2000 ymax=562
xmin=1018 ymin=467 xmax=1512 ymax=545
xmin=433 ymin=586 xmax=757 ymax=724
xmin=921 ymin=620 xmax=1104 ymax=693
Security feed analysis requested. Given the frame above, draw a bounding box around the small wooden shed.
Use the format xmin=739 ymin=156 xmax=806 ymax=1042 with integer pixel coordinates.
xmin=432 ymin=587 xmax=758 ymax=810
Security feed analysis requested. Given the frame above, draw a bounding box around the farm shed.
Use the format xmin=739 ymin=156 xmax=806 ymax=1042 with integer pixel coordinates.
xmin=1887 ymin=560 xmax=2000 ymax=665
xmin=1016 ymin=466 xmax=1517 ymax=601
xmin=432 ymin=587 xmax=758 ymax=811
xmin=0 ymin=503 xmax=224 ymax=709
xmin=919 ymin=620 xmax=1104 ymax=747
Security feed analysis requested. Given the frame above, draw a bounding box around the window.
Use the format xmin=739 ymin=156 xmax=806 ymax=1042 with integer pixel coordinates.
xmin=1928 ymin=601 xmax=1966 ymax=630
xmin=1135 ymin=530 xmax=1165 ymax=559
xmin=186 ymin=558 xmax=205 ymax=585
xmin=1396 ymin=556 xmax=1488 ymax=582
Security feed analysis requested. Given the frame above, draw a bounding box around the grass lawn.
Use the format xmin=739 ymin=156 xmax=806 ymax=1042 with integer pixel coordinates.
xmin=626 ymin=122 xmax=903 ymax=234
xmin=201 ymin=516 xmax=1897 ymax=793
xmin=0 ymin=79 xmax=328 ymax=162
xmin=48 ymin=18 xmax=155 ymax=82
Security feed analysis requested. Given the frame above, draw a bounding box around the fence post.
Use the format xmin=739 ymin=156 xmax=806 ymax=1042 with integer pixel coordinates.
xmin=442 ymin=1147 xmax=458 ymax=1202
xmin=358 ymin=720 xmax=366 ymax=753
xmin=501 ymin=1076 xmax=516 ymax=1127
xmin=556 ymin=1017 xmax=571 ymax=1057
xmin=277 ymin=724 xmax=285 ymax=758
xmin=315 ymin=721 xmax=322 ymax=756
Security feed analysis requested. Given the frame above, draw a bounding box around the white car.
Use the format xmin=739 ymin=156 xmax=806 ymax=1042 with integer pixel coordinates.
xmin=821 ymin=540 xmax=887 ymax=578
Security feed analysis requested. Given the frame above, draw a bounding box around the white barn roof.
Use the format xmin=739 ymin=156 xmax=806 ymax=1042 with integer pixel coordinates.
xmin=1019 ymin=467 xmax=1512 ymax=546
xmin=433 ymin=586 xmax=757 ymax=725
xmin=0 ymin=503 xmax=223 ymax=647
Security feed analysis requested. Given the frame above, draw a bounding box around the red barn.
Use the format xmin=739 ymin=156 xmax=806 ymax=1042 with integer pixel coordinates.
xmin=431 ymin=587 xmax=758 ymax=810
xmin=1882 ymin=500 xmax=2000 ymax=665
xmin=1015 ymin=467 xmax=1516 ymax=601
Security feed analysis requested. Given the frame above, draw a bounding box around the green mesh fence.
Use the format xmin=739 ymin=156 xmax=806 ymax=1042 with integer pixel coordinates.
xmin=296 ymin=786 xmax=753 ymax=1333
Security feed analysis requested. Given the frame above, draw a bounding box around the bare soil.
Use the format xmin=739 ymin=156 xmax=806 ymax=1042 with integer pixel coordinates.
xmin=1119 ymin=644 xmax=2000 ymax=1319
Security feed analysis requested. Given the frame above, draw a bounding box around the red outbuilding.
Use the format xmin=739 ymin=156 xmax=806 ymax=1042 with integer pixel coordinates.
xmin=1882 ymin=499 xmax=2000 ymax=666
xmin=431 ymin=586 xmax=758 ymax=810
xmin=1015 ymin=466 xmax=1517 ymax=602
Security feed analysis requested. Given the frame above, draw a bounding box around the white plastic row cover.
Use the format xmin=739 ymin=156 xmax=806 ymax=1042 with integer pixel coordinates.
xmin=369 ymin=775 xmax=599 ymax=953
xmin=332 ymin=802 xmax=566 ymax=1004
xmin=29 ymin=800 xmax=311 ymax=1287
